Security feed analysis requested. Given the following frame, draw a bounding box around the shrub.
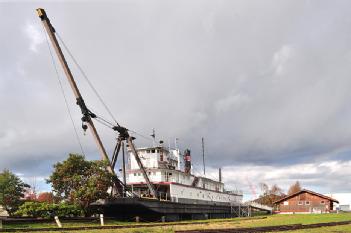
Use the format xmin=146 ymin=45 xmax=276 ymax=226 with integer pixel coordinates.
xmin=15 ymin=201 xmax=82 ymax=218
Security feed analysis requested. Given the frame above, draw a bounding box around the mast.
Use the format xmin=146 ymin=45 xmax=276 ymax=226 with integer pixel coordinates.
xmin=202 ymin=137 xmax=206 ymax=176
xmin=122 ymin=141 xmax=127 ymax=196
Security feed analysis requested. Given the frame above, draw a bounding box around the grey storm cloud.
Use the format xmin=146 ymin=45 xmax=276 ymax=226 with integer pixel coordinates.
xmin=1 ymin=0 xmax=351 ymax=195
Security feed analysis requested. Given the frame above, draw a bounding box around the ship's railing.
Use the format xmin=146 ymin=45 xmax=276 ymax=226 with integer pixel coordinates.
xmin=225 ymin=190 xmax=243 ymax=196
xmin=245 ymin=201 xmax=273 ymax=212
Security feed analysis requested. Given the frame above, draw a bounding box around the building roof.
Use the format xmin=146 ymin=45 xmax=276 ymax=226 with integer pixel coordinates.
xmin=274 ymin=189 xmax=339 ymax=204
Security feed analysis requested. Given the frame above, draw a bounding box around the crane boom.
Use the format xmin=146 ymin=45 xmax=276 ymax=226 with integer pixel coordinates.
xmin=36 ymin=8 xmax=157 ymax=198
xmin=36 ymin=8 xmax=111 ymax=166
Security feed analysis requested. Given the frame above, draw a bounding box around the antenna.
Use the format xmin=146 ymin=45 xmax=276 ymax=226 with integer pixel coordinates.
xmin=202 ymin=137 xmax=206 ymax=176
xmin=175 ymin=138 xmax=179 ymax=149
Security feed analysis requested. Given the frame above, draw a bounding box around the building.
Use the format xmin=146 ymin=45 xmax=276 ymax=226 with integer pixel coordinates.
xmin=274 ymin=189 xmax=339 ymax=214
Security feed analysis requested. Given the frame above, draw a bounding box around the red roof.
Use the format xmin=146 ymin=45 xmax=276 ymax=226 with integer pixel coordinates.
xmin=274 ymin=189 xmax=339 ymax=204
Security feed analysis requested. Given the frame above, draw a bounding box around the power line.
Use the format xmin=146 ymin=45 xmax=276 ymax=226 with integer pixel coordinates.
xmin=42 ymin=24 xmax=86 ymax=156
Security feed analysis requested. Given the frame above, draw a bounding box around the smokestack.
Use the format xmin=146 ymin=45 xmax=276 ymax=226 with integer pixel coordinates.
xmin=184 ymin=149 xmax=191 ymax=174
xmin=219 ymin=168 xmax=222 ymax=183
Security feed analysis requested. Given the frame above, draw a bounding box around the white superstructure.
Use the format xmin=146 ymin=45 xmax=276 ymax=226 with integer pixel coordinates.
xmin=126 ymin=145 xmax=243 ymax=205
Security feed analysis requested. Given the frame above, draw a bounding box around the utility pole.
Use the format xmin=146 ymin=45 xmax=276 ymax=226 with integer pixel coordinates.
xmin=202 ymin=137 xmax=205 ymax=176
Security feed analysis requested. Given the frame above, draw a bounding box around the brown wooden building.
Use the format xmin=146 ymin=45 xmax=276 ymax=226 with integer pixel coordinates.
xmin=274 ymin=189 xmax=339 ymax=213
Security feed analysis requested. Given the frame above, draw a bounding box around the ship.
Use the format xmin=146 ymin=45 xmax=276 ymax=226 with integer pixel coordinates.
xmin=93 ymin=143 xmax=243 ymax=221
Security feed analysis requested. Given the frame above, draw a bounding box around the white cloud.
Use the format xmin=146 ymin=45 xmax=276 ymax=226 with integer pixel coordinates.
xmin=215 ymin=91 xmax=250 ymax=113
xmin=272 ymin=45 xmax=294 ymax=76
xmin=24 ymin=22 xmax=45 ymax=53
xmin=202 ymin=160 xmax=351 ymax=199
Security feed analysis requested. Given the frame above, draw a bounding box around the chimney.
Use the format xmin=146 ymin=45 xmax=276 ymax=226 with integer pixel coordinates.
xmin=184 ymin=149 xmax=191 ymax=174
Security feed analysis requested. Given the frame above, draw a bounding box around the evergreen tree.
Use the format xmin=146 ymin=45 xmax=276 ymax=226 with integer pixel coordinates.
xmin=0 ymin=170 xmax=30 ymax=215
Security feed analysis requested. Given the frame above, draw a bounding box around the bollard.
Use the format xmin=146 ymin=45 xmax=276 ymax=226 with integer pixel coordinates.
xmin=135 ymin=216 xmax=140 ymax=222
xmin=100 ymin=214 xmax=104 ymax=226
xmin=54 ymin=216 xmax=62 ymax=228
xmin=161 ymin=216 xmax=166 ymax=222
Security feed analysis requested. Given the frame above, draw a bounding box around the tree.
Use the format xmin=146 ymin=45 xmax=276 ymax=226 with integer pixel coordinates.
xmin=47 ymin=154 xmax=113 ymax=215
xmin=287 ymin=181 xmax=302 ymax=195
xmin=0 ymin=170 xmax=30 ymax=215
xmin=37 ymin=192 xmax=55 ymax=204
xmin=256 ymin=183 xmax=285 ymax=207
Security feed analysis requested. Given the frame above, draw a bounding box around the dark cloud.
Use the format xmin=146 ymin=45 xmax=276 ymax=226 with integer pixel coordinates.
xmin=1 ymin=0 xmax=351 ymax=195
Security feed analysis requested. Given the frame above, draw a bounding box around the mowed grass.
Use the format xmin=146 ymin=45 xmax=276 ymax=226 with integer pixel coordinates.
xmin=3 ymin=213 xmax=351 ymax=233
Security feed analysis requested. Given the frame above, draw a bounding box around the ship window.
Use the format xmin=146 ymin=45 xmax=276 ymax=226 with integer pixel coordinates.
xmin=305 ymin=201 xmax=310 ymax=205
xmin=146 ymin=150 xmax=150 ymax=153
xmin=169 ymin=173 xmax=172 ymax=176
xmin=156 ymin=149 xmax=159 ymax=153
xmin=298 ymin=201 xmax=303 ymax=205
xmin=151 ymin=149 xmax=155 ymax=153
xmin=134 ymin=173 xmax=137 ymax=176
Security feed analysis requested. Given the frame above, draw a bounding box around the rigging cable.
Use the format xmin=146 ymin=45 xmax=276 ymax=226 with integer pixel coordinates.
xmin=56 ymin=32 xmax=120 ymax=127
xmin=56 ymin=31 xmax=154 ymax=143
xmin=42 ymin=24 xmax=86 ymax=156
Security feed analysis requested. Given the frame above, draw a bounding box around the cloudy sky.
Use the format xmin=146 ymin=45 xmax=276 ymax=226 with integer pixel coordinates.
xmin=1 ymin=0 xmax=351 ymax=198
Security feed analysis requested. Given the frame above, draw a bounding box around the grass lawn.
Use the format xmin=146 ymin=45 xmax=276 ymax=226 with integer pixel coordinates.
xmin=2 ymin=213 xmax=351 ymax=232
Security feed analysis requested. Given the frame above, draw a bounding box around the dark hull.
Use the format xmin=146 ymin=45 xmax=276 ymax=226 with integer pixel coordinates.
xmin=91 ymin=197 xmax=238 ymax=221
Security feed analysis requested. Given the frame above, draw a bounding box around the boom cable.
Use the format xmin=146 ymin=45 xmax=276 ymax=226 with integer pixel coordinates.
xmin=56 ymin=32 xmax=120 ymax=127
xmin=41 ymin=24 xmax=86 ymax=156
xmin=55 ymin=30 xmax=154 ymax=143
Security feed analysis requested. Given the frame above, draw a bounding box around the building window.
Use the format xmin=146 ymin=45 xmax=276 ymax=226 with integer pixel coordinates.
xmin=134 ymin=173 xmax=137 ymax=176
xmin=321 ymin=201 xmax=325 ymax=204
xmin=298 ymin=201 xmax=303 ymax=205
xmin=305 ymin=201 xmax=310 ymax=205
xmin=283 ymin=201 xmax=289 ymax=206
